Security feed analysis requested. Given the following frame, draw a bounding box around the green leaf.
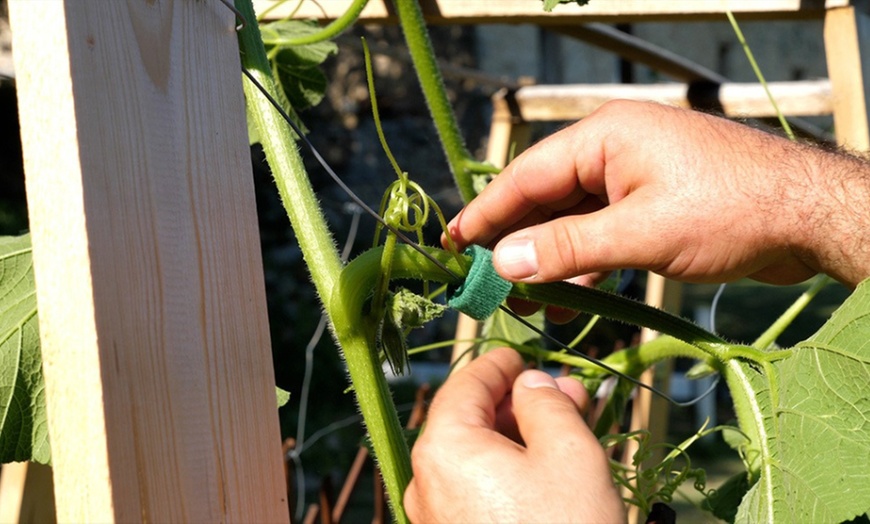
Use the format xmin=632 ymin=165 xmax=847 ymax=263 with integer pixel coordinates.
xmin=273 ymin=50 xmax=330 ymax=111
xmin=380 ymin=310 xmax=409 ymax=376
xmin=389 ymin=288 xmax=447 ymax=329
xmin=542 ymin=0 xmax=591 ymax=12
xmin=702 ymin=472 xmax=752 ymax=523
xmin=480 ymin=308 xmax=544 ymax=354
xmin=727 ymin=278 xmax=870 ymax=522
xmin=246 ymin=19 xmax=335 ymax=145
xmin=276 ymin=387 xmax=290 ymax=408
xmin=380 ymin=289 xmax=447 ymax=375
xmin=261 ymin=20 xmax=337 ymax=112
xmin=0 ymin=234 xmax=50 ymax=464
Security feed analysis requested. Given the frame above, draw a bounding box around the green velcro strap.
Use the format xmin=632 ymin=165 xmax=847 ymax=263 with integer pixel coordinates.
xmin=448 ymin=245 xmax=513 ymax=321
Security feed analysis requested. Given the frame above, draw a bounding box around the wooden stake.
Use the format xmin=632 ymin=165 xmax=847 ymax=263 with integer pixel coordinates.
xmin=825 ymin=6 xmax=870 ymax=151
xmin=10 ymin=0 xmax=287 ymax=521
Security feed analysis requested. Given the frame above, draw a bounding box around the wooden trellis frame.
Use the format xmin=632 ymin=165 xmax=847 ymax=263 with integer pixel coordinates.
xmin=257 ymin=0 xmax=864 ymax=24
xmin=6 ymin=0 xmax=288 ymax=522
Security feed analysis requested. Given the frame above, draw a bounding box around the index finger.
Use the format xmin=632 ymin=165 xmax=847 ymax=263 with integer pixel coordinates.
xmin=444 ymin=120 xmax=607 ymax=250
xmin=426 ymin=347 xmax=525 ymax=431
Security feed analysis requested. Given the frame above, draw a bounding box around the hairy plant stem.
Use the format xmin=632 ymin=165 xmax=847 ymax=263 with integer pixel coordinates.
xmin=235 ymin=2 xmax=411 ymax=521
xmin=343 ymin=246 xmax=766 ymax=368
xmin=237 ymin=4 xmax=341 ymax=296
xmin=392 ymin=0 xmax=497 ymax=203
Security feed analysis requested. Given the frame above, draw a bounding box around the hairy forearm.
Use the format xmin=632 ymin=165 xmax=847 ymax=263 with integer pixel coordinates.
xmin=796 ymin=146 xmax=870 ymax=288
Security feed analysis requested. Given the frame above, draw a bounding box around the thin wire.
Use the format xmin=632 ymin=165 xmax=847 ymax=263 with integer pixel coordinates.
xmin=710 ymin=283 xmax=727 ymax=334
xmin=684 ymin=283 xmax=727 ymax=405
xmin=242 ymin=66 xmax=717 ymax=408
xmin=290 ymin=205 xmax=361 ymax=521
xmin=290 ymin=204 xmax=362 ymax=521
xmin=215 ymin=0 xmax=247 ymax=30
xmin=291 ymin=401 xmax=417 ymax=458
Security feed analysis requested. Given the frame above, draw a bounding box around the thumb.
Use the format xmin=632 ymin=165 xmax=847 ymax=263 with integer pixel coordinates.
xmin=492 ymin=194 xmax=673 ymax=283
xmin=511 ymin=370 xmax=597 ymax=452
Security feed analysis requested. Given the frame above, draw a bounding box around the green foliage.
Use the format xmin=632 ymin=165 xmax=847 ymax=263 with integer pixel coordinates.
xmin=248 ymin=19 xmax=338 ymax=144
xmin=3 ymin=5 xmax=868 ymax=523
xmin=261 ymin=20 xmax=337 ymax=111
xmin=542 ymin=0 xmax=591 ymax=12
xmin=380 ymin=288 xmax=448 ymax=375
xmin=603 ymin=427 xmax=709 ymax=516
xmin=480 ymin=308 xmax=544 ymax=354
xmin=276 ymin=387 xmax=290 ymax=407
xmin=727 ymin=279 xmax=870 ymax=522
xmin=0 ymin=234 xmax=50 ymax=464
xmin=703 ymin=472 xmax=751 ymax=523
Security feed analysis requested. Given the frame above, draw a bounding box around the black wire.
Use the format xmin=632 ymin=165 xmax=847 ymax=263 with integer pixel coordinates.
xmin=241 ymin=66 xmax=719 ymax=409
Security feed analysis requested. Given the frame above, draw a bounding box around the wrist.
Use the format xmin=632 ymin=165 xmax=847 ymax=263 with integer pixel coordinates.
xmin=793 ymin=146 xmax=870 ymax=288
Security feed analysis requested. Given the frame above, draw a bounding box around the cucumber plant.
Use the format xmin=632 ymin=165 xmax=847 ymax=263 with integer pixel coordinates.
xmin=1 ymin=1 xmax=869 ymax=523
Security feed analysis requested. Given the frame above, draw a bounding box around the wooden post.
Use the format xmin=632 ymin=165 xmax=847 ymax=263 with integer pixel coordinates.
xmin=622 ymin=275 xmax=682 ymax=524
xmin=9 ymin=1 xmax=288 ymax=522
xmin=0 ymin=462 xmax=55 ymax=523
xmin=825 ymin=6 xmax=870 ymax=151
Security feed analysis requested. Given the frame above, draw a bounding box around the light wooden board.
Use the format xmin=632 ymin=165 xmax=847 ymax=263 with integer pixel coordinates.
xmin=503 ymin=80 xmax=834 ymax=121
xmin=254 ymin=0 xmax=863 ymax=23
xmin=0 ymin=462 xmax=55 ymax=524
xmin=622 ymin=275 xmax=682 ymax=524
xmin=825 ymin=6 xmax=870 ymax=150
xmin=9 ymin=0 xmax=288 ymax=521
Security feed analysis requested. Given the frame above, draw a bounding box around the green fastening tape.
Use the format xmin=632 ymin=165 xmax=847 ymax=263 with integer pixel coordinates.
xmin=448 ymin=245 xmax=513 ymax=321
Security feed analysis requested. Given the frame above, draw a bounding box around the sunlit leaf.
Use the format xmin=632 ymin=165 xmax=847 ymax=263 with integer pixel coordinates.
xmin=0 ymin=234 xmax=50 ymax=464
xmin=729 ymin=279 xmax=870 ymax=522
xmin=276 ymin=387 xmax=290 ymax=408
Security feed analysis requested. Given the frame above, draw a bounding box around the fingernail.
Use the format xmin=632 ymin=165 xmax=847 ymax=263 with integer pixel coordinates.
xmin=519 ymin=370 xmax=558 ymax=390
xmin=496 ymin=237 xmax=538 ymax=280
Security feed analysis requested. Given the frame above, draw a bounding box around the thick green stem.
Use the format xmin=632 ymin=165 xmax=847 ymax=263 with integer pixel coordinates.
xmin=236 ymin=3 xmax=411 ymax=521
xmin=345 ymin=246 xmax=753 ymax=365
xmin=510 ymin=280 xmax=736 ymax=360
xmin=392 ymin=0 xmax=479 ymax=203
xmin=237 ymin=0 xmax=342 ymax=303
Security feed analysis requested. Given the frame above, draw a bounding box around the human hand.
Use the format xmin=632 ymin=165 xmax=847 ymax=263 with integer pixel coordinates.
xmin=444 ymin=100 xmax=870 ymax=288
xmin=403 ymin=347 xmax=625 ymax=523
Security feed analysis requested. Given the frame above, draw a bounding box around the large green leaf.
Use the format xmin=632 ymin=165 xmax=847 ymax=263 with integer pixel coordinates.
xmin=728 ymin=279 xmax=870 ymax=522
xmin=0 ymin=234 xmax=50 ymax=464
